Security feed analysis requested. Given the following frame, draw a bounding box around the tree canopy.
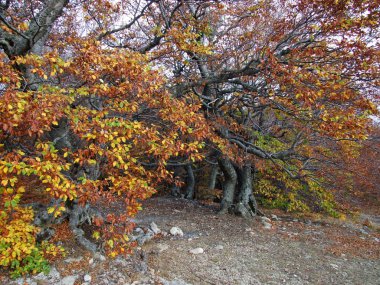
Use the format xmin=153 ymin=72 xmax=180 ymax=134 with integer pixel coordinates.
xmin=0 ymin=0 xmax=378 ymax=277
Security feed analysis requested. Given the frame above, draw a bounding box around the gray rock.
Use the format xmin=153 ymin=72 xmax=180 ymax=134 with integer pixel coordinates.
xmin=263 ymin=222 xmax=272 ymax=229
xmin=84 ymin=274 xmax=92 ymax=282
xmin=260 ymin=216 xmax=271 ymax=223
xmin=214 ymin=245 xmax=224 ymax=250
xmin=150 ymin=222 xmax=161 ymax=234
xmin=13 ymin=278 xmax=25 ymax=285
xmin=64 ymin=256 xmax=83 ymax=263
xmin=189 ymin=247 xmax=204 ymax=254
xmin=34 ymin=266 xmax=60 ymax=281
xmin=48 ymin=266 xmax=61 ymax=280
xmin=94 ymin=252 xmax=106 ymax=261
xmin=170 ymin=227 xmax=184 ymax=237
xmin=155 ymin=243 xmax=169 ymax=253
xmin=159 ymin=277 xmax=192 ymax=285
xmin=135 ymin=227 xmax=144 ymax=233
xmin=271 ymin=214 xmax=279 ymax=221
xmin=137 ymin=231 xmax=154 ymax=245
xmin=359 ymin=228 xmax=369 ymax=235
xmin=61 ymin=275 xmax=78 ymax=285
xmin=113 ymin=257 xmax=130 ymax=267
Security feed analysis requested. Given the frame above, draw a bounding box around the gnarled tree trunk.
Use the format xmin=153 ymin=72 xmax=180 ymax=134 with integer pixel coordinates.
xmin=234 ymin=163 xmax=258 ymax=218
xmin=218 ymin=158 xmax=237 ymax=214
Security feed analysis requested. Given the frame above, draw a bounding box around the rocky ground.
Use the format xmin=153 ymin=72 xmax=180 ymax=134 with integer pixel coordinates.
xmin=2 ymin=196 xmax=380 ymax=285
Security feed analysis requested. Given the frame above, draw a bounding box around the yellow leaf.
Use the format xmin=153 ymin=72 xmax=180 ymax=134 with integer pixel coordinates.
xmin=17 ymin=186 xmax=25 ymax=193
xmin=92 ymin=231 xmax=100 ymax=240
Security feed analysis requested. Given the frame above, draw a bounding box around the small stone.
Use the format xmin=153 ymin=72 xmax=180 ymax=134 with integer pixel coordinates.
xmin=293 ymin=219 xmax=299 ymax=222
xmin=61 ymin=275 xmax=78 ymax=285
xmin=170 ymin=227 xmax=184 ymax=237
xmin=215 ymin=245 xmax=224 ymax=250
xmin=88 ymin=258 xmax=94 ymax=265
xmin=113 ymin=257 xmax=130 ymax=267
xmin=150 ymin=222 xmax=161 ymax=234
xmin=359 ymin=228 xmax=369 ymax=235
xmin=14 ymin=277 xmax=25 ymax=285
xmin=271 ymin=214 xmax=279 ymax=221
xmin=50 ymin=267 xmax=61 ymax=279
xmin=64 ymin=256 xmax=83 ymax=263
xmin=35 ymin=280 xmax=50 ymax=285
xmin=156 ymin=243 xmax=169 ymax=253
xmin=94 ymin=252 xmax=106 ymax=261
xmin=137 ymin=231 xmax=154 ymax=245
xmin=263 ymin=222 xmax=272 ymax=229
xmin=260 ymin=216 xmax=271 ymax=223
xmin=189 ymin=247 xmax=204 ymax=254
xmin=84 ymin=274 xmax=92 ymax=282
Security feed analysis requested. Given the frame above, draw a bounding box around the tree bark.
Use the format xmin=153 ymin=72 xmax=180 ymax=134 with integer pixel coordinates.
xmin=218 ymin=158 xmax=237 ymax=214
xmin=184 ymin=164 xmax=195 ymax=199
xmin=208 ymin=163 xmax=219 ymax=190
xmin=170 ymin=166 xmax=182 ymax=197
xmin=234 ymin=163 xmax=257 ymax=218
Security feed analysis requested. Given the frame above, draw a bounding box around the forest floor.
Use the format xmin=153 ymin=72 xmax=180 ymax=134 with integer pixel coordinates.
xmin=3 ymin=196 xmax=380 ymax=285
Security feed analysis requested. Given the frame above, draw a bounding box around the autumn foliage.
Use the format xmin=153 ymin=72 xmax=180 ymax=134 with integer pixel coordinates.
xmin=0 ymin=0 xmax=379 ymax=277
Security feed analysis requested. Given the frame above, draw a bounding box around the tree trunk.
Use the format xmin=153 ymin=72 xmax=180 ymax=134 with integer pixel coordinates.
xmin=171 ymin=167 xmax=182 ymax=197
xmin=184 ymin=164 xmax=195 ymax=199
xmin=208 ymin=163 xmax=219 ymax=190
xmin=218 ymin=158 xmax=237 ymax=214
xmin=234 ymin=163 xmax=258 ymax=218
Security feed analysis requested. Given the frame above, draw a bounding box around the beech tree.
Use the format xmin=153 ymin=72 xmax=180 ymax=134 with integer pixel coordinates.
xmin=0 ymin=0 xmax=378 ymax=277
xmin=111 ymin=0 xmax=378 ymax=216
xmin=0 ymin=0 xmax=214 ymax=276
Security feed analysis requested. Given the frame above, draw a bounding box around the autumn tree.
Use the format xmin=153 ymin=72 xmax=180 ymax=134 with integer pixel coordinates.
xmin=101 ymin=0 xmax=378 ymax=216
xmin=0 ymin=0 xmax=213 ymax=276
xmin=0 ymin=0 xmax=379 ymax=277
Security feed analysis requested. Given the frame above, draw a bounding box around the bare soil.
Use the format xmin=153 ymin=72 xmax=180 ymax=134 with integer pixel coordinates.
xmin=2 ymin=196 xmax=380 ymax=285
xmin=136 ymin=197 xmax=380 ymax=285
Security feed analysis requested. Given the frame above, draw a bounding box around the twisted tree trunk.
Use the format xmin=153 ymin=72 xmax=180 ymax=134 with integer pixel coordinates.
xmin=218 ymin=158 xmax=237 ymax=214
xmin=235 ymin=163 xmax=258 ymax=218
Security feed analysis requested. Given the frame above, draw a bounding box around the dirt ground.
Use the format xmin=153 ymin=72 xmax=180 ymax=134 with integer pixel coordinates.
xmin=136 ymin=197 xmax=380 ymax=285
xmin=2 ymin=196 xmax=380 ymax=285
